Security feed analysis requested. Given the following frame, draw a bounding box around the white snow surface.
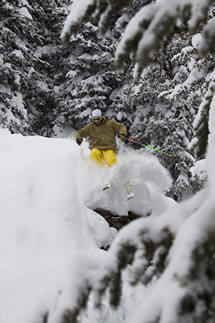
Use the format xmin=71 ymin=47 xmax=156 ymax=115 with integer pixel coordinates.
xmin=0 ymin=128 xmax=175 ymax=322
xmin=19 ymin=7 xmax=33 ymax=20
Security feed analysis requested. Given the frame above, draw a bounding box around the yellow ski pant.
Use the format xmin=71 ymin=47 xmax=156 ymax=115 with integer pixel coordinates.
xmin=90 ymin=148 xmax=117 ymax=167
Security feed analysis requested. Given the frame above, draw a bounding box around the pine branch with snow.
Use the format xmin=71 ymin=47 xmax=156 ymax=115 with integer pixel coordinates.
xmin=61 ymin=0 xmax=134 ymax=45
xmin=61 ymin=0 xmax=215 ymax=82
xmin=189 ymin=77 xmax=215 ymax=159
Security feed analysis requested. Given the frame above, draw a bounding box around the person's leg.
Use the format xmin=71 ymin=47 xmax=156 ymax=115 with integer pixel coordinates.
xmin=102 ymin=150 xmax=117 ymax=167
xmin=90 ymin=148 xmax=105 ymax=166
xmin=101 ymin=150 xmax=117 ymax=190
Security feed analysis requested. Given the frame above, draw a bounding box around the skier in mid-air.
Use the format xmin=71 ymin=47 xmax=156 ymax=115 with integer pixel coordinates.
xmin=75 ymin=109 xmax=134 ymax=199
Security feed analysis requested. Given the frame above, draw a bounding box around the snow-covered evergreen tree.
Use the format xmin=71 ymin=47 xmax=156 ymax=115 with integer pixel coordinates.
xmin=0 ymin=0 xmax=66 ymax=134
xmin=50 ymin=21 xmax=128 ymax=135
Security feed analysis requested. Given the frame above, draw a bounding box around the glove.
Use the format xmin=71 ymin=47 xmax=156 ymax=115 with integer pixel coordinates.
xmin=76 ymin=138 xmax=83 ymax=145
xmin=118 ymin=133 xmax=126 ymax=141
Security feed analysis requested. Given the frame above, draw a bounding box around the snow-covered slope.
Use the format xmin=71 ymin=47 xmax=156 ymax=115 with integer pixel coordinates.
xmin=0 ymin=129 xmax=175 ymax=322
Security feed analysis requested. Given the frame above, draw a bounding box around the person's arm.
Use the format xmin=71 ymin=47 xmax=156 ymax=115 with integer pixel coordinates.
xmin=75 ymin=124 xmax=91 ymax=140
xmin=75 ymin=124 xmax=91 ymax=145
xmin=111 ymin=120 xmax=127 ymax=137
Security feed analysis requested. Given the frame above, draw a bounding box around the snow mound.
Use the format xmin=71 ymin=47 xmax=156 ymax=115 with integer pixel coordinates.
xmin=0 ymin=130 xmax=175 ymax=322
xmin=0 ymin=131 xmax=111 ymax=321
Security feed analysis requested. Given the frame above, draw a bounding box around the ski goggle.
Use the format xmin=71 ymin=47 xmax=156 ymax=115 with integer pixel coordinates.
xmin=92 ymin=116 xmax=101 ymax=122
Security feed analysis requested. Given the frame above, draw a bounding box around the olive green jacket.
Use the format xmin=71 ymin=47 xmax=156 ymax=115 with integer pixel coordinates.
xmin=75 ymin=117 xmax=127 ymax=151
